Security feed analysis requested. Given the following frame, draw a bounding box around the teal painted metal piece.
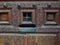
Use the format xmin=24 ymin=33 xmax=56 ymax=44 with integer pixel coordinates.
xmin=18 ymin=27 xmax=36 ymax=32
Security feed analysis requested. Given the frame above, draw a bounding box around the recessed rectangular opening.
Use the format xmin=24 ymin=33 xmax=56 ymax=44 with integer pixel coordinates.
xmin=23 ymin=12 xmax=32 ymax=22
xmin=46 ymin=12 xmax=56 ymax=21
xmin=0 ymin=12 xmax=10 ymax=24
xmin=45 ymin=12 xmax=57 ymax=25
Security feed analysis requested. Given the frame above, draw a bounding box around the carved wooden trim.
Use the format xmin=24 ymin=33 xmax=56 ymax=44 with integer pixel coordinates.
xmin=44 ymin=10 xmax=59 ymax=12
xmin=44 ymin=9 xmax=59 ymax=25
xmin=0 ymin=10 xmax=11 ymax=24
xmin=20 ymin=9 xmax=35 ymax=24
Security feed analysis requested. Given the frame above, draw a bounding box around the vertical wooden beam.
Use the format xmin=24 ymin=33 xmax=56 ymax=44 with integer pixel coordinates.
xmin=36 ymin=36 xmax=38 ymax=42
xmin=25 ymin=35 xmax=27 ymax=45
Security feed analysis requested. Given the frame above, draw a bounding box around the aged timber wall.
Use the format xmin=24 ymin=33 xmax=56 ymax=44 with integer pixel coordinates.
xmin=0 ymin=2 xmax=59 ymax=32
xmin=0 ymin=1 xmax=59 ymax=45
